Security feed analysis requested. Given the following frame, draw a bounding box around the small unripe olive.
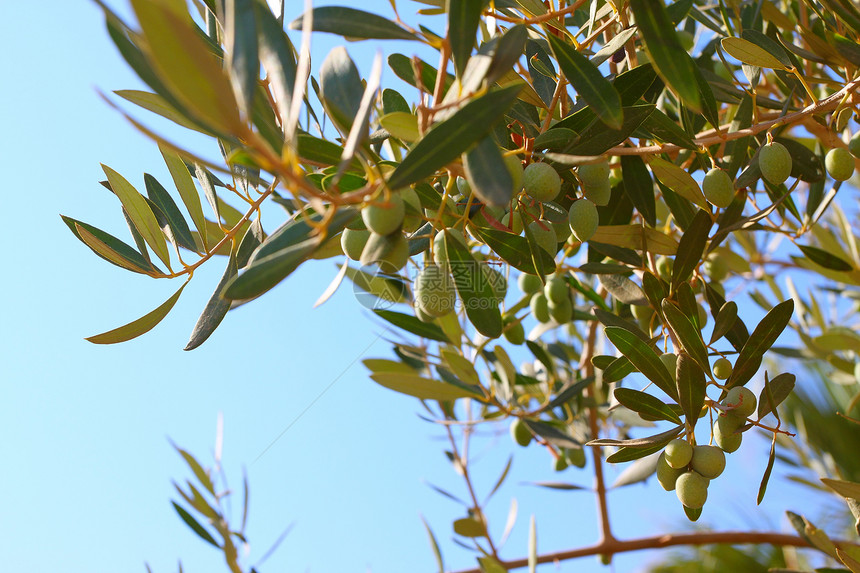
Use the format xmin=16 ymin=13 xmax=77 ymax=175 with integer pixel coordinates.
xmin=504 ymin=154 xmax=524 ymax=194
xmin=712 ymin=357 xmax=733 ymax=380
xmin=676 ymin=471 xmax=709 ymax=509
xmin=657 ymin=452 xmax=686 ymax=491
xmin=825 ymin=147 xmax=855 ymax=182
xmin=690 ymin=445 xmax=726 ymax=479
xmin=527 ymin=220 xmax=558 ymax=255
xmin=414 ymin=264 xmax=456 ymax=317
xmin=518 ymin=272 xmax=543 ymax=295
xmin=361 ymin=231 xmax=409 ymax=272
xmin=523 ymin=162 xmax=562 ymax=202
xmin=656 ymin=256 xmax=673 ymax=281
xmin=548 ymin=297 xmax=573 ymax=324
xmin=362 ymin=193 xmax=405 ymax=236
xmin=578 ymin=161 xmax=610 ymax=187
xmin=582 ymin=179 xmax=611 ymax=206
xmin=544 ymin=276 xmax=569 ymax=305
xmin=456 ymin=176 xmax=472 ymax=196
xmin=565 ymin=447 xmax=587 ymax=468
xmin=660 ymin=353 xmax=678 ymax=380
xmin=758 ymin=142 xmax=792 ymax=185
xmin=630 ymin=303 xmax=653 ymax=323
xmin=433 ymin=229 xmax=466 ymax=269
xmin=503 ymin=319 xmax=526 ymax=345
xmin=501 ymin=211 xmax=524 ymax=235
xmin=721 ymin=386 xmax=756 ymax=419
xmin=703 ymin=254 xmax=729 ymax=282
xmin=665 ymin=439 xmax=693 ymax=469
xmin=341 ymin=227 xmax=370 ymax=261
xmin=530 ymin=292 xmax=550 ymax=323
xmin=568 ymin=199 xmax=599 ymax=242
xmin=677 ymin=29 xmax=695 ymax=51
xmin=713 ymin=418 xmax=742 ymax=453
xmin=849 ymin=132 xmax=860 ymax=159
xmin=702 ymin=168 xmax=735 ymax=208
xmin=510 ymin=418 xmax=532 ymax=447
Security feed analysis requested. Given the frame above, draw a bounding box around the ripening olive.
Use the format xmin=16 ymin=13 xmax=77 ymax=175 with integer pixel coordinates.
xmin=518 ymin=272 xmax=543 ymax=295
xmin=690 ymin=445 xmax=726 ymax=479
xmin=657 ymin=452 xmax=686 ymax=491
xmin=527 ymin=220 xmax=558 ymax=255
xmin=548 ymin=297 xmax=573 ymax=324
xmin=702 ymin=168 xmax=735 ymax=208
xmin=660 ymin=353 xmax=678 ymax=380
xmin=531 ymin=292 xmax=551 ymax=323
xmin=362 ymin=193 xmax=405 ymax=235
xmin=676 ymin=471 xmax=709 ymax=509
xmin=712 ymin=357 xmax=733 ymax=380
xmin=414 ymin=264 xmax=456 ymax=318
xmin=665 ymin=439 xmax=694 ymax=469
xmin=758 ymin=141 xmax=792 ymax=185
xmin=510 ymin=418 xmax=532 ymax=447
xmin=544 ymin=275 xmax=569 ymax=305
xmin=582 ymin=179 xmax=612 ymax=206
xmin=568 ymin=199 xmax=599 ymax=242
xmin=578 ymin=161 xmax=610 ymax=187
xmin=721 ymin=386 xmax=756 ymax=419
xmin=503 ymin=319 xmax=526 ymax=345
xmin=713 ymin=418 xmax=742 ymax=453
xmin=523 ymin=162 xmax=562 ymax=202
xmin=341 ymin=227 xmax=370 ymax=261
xmin=825 ymin=147 xmax=855 ymax=182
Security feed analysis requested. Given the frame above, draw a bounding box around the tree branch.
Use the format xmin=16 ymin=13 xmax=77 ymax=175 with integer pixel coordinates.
xmin=450 ymin=530 xmax=816 ymax=573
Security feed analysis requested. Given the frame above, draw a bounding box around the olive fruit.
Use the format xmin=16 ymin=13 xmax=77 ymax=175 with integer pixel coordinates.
xmin=456 ymin=176 xmax=472 ymax=196
xmin=510 ymin=418 xmax=532 ymax=447
xmin=665 ymin=439 xmax=694 ymax=469
xmin=362 ymin=193 xmax=405 ymax=236
xmin=702 ymin=168 xmax=735 ymax=208
xmin=713 ymin=418 xmax=742 ymax=453
xmin=414 ymin=264 xmax=456 ymax=318
xmin=690 ymin=445 xmax=726 ymax=479
xmin=504 ymin=154 xmax=524 ymax=194
xmin=712 ymin=357 xmax=732 ymax=380
xmin=531 ymin=292 xmax=551 ymax=323
xmin=360 ymin=231 xmax=409 ymax=272
xmin=660 ymin=353 xmax=678 ymax=380
xmin=527 ymin=220 xmax=558 ymax=255
xmin=656 ymin=256 xmax=673 ymax=281
xmin=578 ymin=161 xmax=610 ymax=187
xmin=657 ymin=452 xmax=686 ymax=491
xmin=341 ymin=227 xmax=370 ymax=261
xmin=722 ymin=386 xmax=756 ymax=419
xmin=503 ymin=319 xmax=526 ymax=345
xmin=825 ymin=147 xmax=855 ymax=181
xmin=518 ymin=272 xmax=543 ymax=295
xmin=758 ymin=141 xmax=792 ymax=185
xmin=703 ymin=253 xmax=729 ymax=282
xmin=568 ymin=199 xmax=599 ymax=242
xmin=549 ymin=297 xmax=573 ymax=324
xmin=544 ymin=275 xmax=569 ymax=305
xmin=849 ymin=132 xmax=860 ymax=159
xmin=433 ymin=229 xmax=466 ymax=269
xmin=523 ymin=162 xmax=562 ymax=202
xmin=676 ymin=471 xmax=709 ymax=509
xmin=582 ymin=179 xmax=611 ymax=206
xmin=501 ymin=211 xmax=524 ymax=235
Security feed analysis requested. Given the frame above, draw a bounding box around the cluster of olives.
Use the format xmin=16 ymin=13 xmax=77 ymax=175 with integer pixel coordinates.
xmin=520 ymin=272 xmax=574 ymax=325
xmin=656 ymin=362 xmax=758 ymax=512
xmin=757 ymin=138 xmax=857 ymax=187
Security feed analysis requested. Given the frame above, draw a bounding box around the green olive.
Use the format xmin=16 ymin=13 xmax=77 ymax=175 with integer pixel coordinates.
xmin=758 ymin=142 xmax=792 ymax=185
xmin=690 ymin=445 xmax=726 ymax=479
xmin=721 ymin=386 xmax=756 ymax=419
xmin=510 ymin=418 xmax=532 ymax=447
xmin=825 ymin=147 xmax=855 ymax=181
xmin=665 ymin=439 xmax=693 ymax=469
xmin=657 ymin=451 xmax=686 ymax=491
xmin=518 ymin=272 xmax=543 ymax=295
xmin=341 ymin=227 xmax=370 ymax=261
xmin=568 ymin=199 xmax=599 ymax=242
xmin=527 ymin=220 xmax=558 ymax=255
xmin=414 ymin=264 xmax=456 ymax=317
xmin=362 ymin=193 xmax=405 ymax=235
xmin=523 ymin=162 xmax=562 ymax=202
xmin=676 ymin=471 xmax=709 ymax=509
xmin=531 ymin=292 xmax=551 ymax=323
xmin=702 ymin=168 xmax=735 ymax=208
xmin=712 ymin=357 xmax=733 ymax=380
xmin=713 ymin=418 xmax=742 ymax=453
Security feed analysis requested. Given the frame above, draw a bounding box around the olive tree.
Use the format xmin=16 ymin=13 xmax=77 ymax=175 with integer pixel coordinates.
xmin=67 ymin=0 xmax=860 ymax=571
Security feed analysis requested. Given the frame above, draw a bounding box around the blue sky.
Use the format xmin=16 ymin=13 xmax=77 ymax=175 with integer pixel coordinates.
xmin=0 ymin=2 xmax=843 ymax=572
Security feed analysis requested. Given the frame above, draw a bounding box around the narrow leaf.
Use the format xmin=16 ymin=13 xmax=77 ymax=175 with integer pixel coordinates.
xmin=225 ymin=0 xmax=259 ymax=118
xmin=448 ymin=0 xmax=482 ymax=78
xmin=373 ymin=309 xmax=450 ymax=342
xmin=672 ymin=209 xmax=712 ymax=289
xmin=171 ymin=502 xmax=220 ymax=548
xmin=675 ymin=352 xmax=706 ymax=426
xmin=547 ymin=34 xmax=623 ymax=130
xmin=103 ymin=165 xmax=171 ymax=269
xmin=290 ymin=6 xmax=419 ymax=41
xmin=185 ymin=251 xmax=239 ymax=350
xmin=620 ymin=155 xmax=656 ymax=226
xmin=757 ymin=372 xmax=795 ymax=418
xmin=605 ymin=326 xmax=679 ymax=400
xmin=710 ymin=301 xmax=738 ymax=344
xmin=463 ymin=136 xmax=515 ymax=207
xmin=661 ymin=300 xmax=711 ymax=373
xmin=727 ymin=299 xmax=794 ymax=389
xmin=255 ymin=1 xmax=297 ymax=132
xmin=649 ymin=157 xmax=707 ymax=209
xmin=387 ymin=84 xmax=523 ymax=190
xmin=370 ymin=372 xmax=481 ymax=401
xmin=798 ymin=245 xmax=854 ymax=271
xmin=144 ymin=174 xmax=198 ymax=252
xmin=475 ymin=228 xmax=555 ymax=275
xmin=223 ymin=237 xmax=318 ymax=300
xmin=444 ymin=230 xmax=503 ymax=338
xmin=757 ymin=437 xmax=776 ymax=504
xmin=87 ymin=282 xmax=187 ymax=344
xmin=721 ymin=37 xmax=788 ymax=69
xmin=160 ymin=145 xmax=207 ymax=243
xmin=630 ymin=0 xmax=702 ymax=112
xmin=67 ymin=220 xmax=155 ymax=275
xmin=614 ymin=388 xmax=682 ymax=424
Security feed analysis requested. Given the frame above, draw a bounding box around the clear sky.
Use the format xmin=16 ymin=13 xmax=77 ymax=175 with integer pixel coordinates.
xmin=0 ymin=2 xmax=839 ymax=573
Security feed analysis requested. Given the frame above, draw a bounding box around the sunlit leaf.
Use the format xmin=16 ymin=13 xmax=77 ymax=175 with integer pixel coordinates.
xmin=290 ymin=6 xmax=419 ymax=41
xmin=87 ymin=282 xmax=188 ymax=344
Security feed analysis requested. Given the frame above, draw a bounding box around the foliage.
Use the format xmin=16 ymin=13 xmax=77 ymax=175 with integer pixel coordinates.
xmin=67 ymin=0 xmax=860 ymax=570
